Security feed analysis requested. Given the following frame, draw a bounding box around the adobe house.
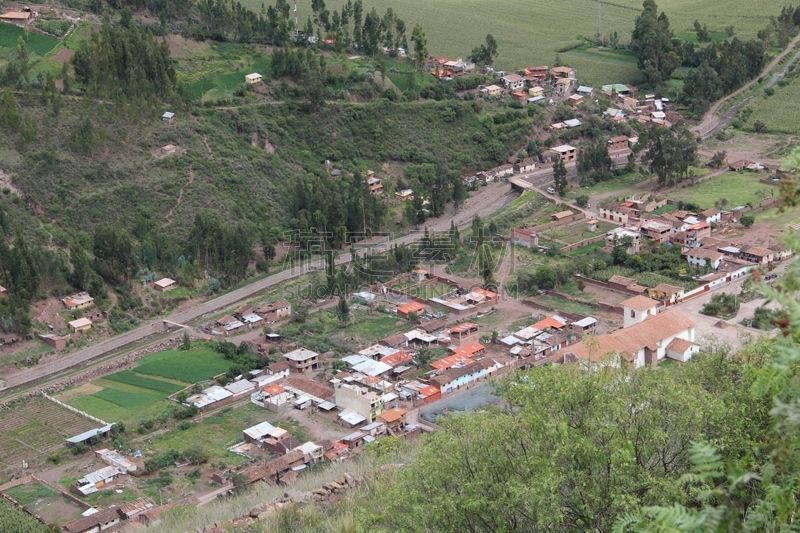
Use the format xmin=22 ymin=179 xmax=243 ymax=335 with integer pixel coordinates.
xmin=161 ymin=111 xmax=175 ymax=123
xmin=511 ymin=228 xmax=538 ymax=248
xmin=0 ymin=12 xmax=31 ymax=26
xmin=153 ymin=278 xmax=176 ymax=292
xmin=607 ymin=136 xmax=629 ymax=152
xmin=69 ymin=317 xmax=93 ymax=333
xmin=160 ymin=145 xmax=176 ymax=155
xmin=245 ymin=72 xmax=263 ymax=84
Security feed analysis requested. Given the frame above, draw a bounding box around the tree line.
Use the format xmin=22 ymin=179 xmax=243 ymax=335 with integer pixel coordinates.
xmin=629 ymin=0 xmax=800 ymax=112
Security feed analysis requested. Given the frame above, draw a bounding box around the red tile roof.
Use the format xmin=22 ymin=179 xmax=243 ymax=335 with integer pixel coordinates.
xmin=620 ymin=295 xmax=659 ymax=311
xmin=450 ymin=322 xmax=478 ymax=334
xmin=398 ymin=301 xmax=426 ymax=314
xmin=431 ymin=354 xmax=474 ymax=370
xmin=380 ymin=350 xmax=413 ymax=367
xmin=452 ymin=342 xmax=486 ymax=357
xmin=532 ymin=317 xmax=566 ymax=330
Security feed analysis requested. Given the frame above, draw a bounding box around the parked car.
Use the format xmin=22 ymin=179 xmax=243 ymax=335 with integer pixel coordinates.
xmin=546 ymin=187 xmax=555 ymax=194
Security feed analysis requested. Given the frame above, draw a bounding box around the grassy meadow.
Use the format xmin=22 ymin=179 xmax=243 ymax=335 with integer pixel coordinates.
xmin=667 ymin=172 xmax=776 ymax=209
xmin=232 ymin=0 xmax=794 ymax=86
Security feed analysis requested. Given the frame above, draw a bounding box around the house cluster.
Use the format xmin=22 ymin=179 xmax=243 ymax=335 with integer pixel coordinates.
xmin=559 ymin=295 xmax=697 ymax=369
xmin=499 ymin=312 xmax=597 ymax=363
xmin=598 ymin=198 xmax=792 ymax=276
xmin=601 ymin=88 xmax=681 ymax=128
xmin=209 ymin=299 xmax=291 ymax=335
xmin=480 ymin=65 xmax=580 ymax=104
xmin=426 ymin=56 xmax=477 ymax=80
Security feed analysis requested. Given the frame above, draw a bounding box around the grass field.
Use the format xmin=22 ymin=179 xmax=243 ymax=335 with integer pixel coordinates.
xmin=278 ymin=307 xmax=406 ymax=353
xmin=234 ymin=0 xmax=794 ymax=85
xmin=4 ymin=483 xmax=58 ymax=506
xmin=746 ymin=73 xmax=800 ymax=134
xmin=407 ymin=283 xmax=457 ymax=299
xmin=178 ymin=41 xmax=271 ymax=100
xmin=667 ymin=172 xmax=775 ymax=209
xmin=145 ymin=403 xmax=271 ymax=465
xmin=0 ymin=24 xmax=59 ymax=56
xmin=541 ymin=220 xmax=615 ymax=245
xmin=134 ymin=345 xmax=230 ymax=383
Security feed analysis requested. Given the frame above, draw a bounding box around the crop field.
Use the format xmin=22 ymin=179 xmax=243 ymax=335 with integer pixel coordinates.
xmin=746 ymin=74 xmax=800 ymax=134
xmin=235 ymin=0 xmax=792 ymax=85
xmin=103 ymin=370 xmax=184 ymax=394
xmin=0 ymin=398 xmax=98 ymax=481
xmin=0 ymin=497 xmax=49 ymax=533
xmin=65 ymin=378 xmax=174 ymax=425
xmin=668 ymin=172 xmax=775 ymax=209
xmin=134 ymin=345 xmax=230 ymax=383
xmin=176 ymin=40 xmax=271 ymax=100
xmin=0 ymin=24 xmax=59 ymax=56
xmin=279 ymin=307 xmax=406 ymax=353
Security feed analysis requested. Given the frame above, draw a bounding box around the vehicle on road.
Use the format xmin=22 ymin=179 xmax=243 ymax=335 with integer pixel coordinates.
xmin=546 ymin=187 xmax=555 ymax=194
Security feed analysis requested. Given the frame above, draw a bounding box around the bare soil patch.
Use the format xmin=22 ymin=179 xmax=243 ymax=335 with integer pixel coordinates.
xmin=55 ymin=382 xmax=103 ymax=402
xmin=52 ymin=48 xmax=73 ymax=64
xmin=159 ymin=34 xmax=210 ymax=59
xmin=29 ymin=296 xmax=68 ymax=331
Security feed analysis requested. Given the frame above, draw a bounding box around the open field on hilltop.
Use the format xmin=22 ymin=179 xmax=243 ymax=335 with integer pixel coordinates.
xmin=133 ymin=345 xmax=230 ymax=383
xmin=746 ymin=73 xmax=800 ymax=134
xmin=235 ymin=0 xmax=795 ymax=85
xmin=666 ymin=171 xmax=775 ymax=209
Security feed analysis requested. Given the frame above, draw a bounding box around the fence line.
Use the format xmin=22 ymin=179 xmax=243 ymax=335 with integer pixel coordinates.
xmin=41 ymin=392 xmax=108 ymax=427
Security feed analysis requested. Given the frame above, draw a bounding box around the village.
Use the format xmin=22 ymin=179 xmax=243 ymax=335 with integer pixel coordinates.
xmin=0 ymin=12 xmax=798 ymax=533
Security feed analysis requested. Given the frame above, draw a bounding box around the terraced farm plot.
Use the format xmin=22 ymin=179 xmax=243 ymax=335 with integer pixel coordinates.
xmin=0 ymin=398 xmax=99 ymax=481
xmin=65 ymin=376 xmax=182 ymax=424
xmin=134 ymin=346 xmax=230 ymax=383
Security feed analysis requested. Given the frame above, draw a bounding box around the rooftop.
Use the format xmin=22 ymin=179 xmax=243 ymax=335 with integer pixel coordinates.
xmin=284 ymin=347 xmax=319 ymax=362
xmin=620 ymin=295 xmax=660 ymax=311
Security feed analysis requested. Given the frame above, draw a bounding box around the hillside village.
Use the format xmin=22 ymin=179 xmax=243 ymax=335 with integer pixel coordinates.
xmin=2 ymin=0 xmax=800 ymax=531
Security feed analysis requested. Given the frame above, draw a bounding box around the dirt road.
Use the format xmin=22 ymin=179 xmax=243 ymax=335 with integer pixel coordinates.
xmin=1 ymin=182 xmax=516 ymax=395
xmin=693 ymin=32 xmax=800 ymax=139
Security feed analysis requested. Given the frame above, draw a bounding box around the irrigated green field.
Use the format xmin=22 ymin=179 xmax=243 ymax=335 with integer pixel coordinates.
xmin=134 ymin=345 xmax=230 ymax=382
xmin=67 ymin=378 xmax=175 ymax=424
xmin=235 ymin=0 xmax=793 ymax=86
xmin=0 ymin=24 xmax=59 ymax=56
xmin=667 ymin=172 xmax=776 ymax=209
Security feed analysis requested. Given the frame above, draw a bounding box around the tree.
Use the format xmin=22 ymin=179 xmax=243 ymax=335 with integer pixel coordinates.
xmin=336 ymin=294 xmax=350 ymax=325
xmin=181 ymin=332 xmax=191 ymax=351
xmin=575 ymin=194 xmax=590 ymax=208
xmin=375 ymin=348 xmax=770 ymax=533
xmin=477 ymin=243 xmax=495 ymax=287
xmin=407 ymin=310 xmax=420 ymax=324
xmin=683 ymin=62 xmax=723 ymax=112
xmin=630 ymin=0 xmax=682 ymax=88
xmin=410 ymin=24 xmax=427 ymax=71
xmin=468 ymin=34 xmax=499 ymax=67
xmin=612 ymin=236 xmax=633 ymax=265
xmin=553 ymin=158 xmax=568 ymax=197
xmin=740 ymin=213 xmax=755 ymax=227
xmin=710 ymin=150 xmax=727 ymax=168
